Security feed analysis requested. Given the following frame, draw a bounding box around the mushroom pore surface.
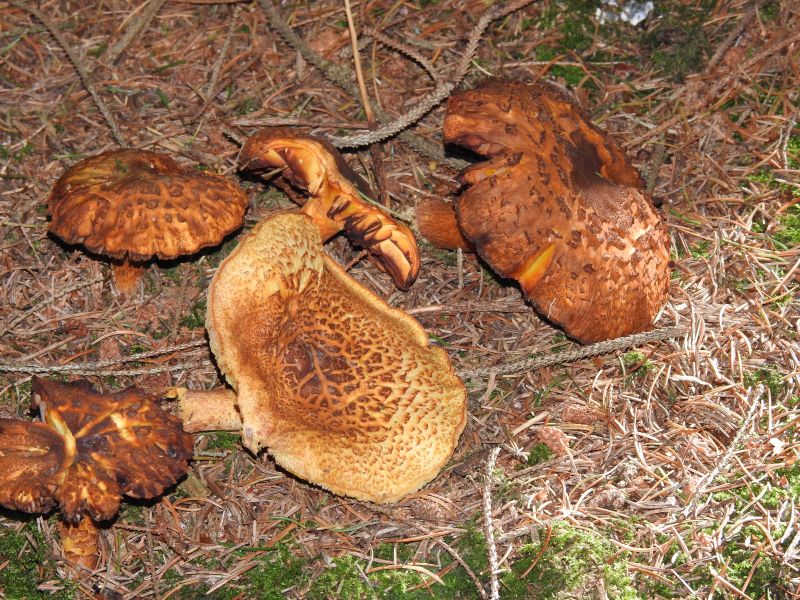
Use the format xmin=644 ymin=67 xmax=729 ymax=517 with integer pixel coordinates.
xmin=444 ymin=80 xmax=671 ymax=343
xmin=206 ymin=212 xmax=466 ymax=503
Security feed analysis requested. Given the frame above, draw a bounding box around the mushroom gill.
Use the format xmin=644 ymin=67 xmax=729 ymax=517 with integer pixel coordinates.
xmin=442 ymin=79 xmax=671 ymax=343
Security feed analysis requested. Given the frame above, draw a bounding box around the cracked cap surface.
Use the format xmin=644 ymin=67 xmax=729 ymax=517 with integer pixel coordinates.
xmin=444 ymin=79 xmax=671 ymax=342
xmin=206 ymin=212 xmax=466 ymax=503
xmin=48 ymin=149 xmax=248 ymax=262
xmin=0 ymin=377 xmax=194 ymax=522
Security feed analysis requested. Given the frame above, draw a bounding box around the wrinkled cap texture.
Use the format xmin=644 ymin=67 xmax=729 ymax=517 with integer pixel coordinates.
xmin=0 ymin=377 xmax=194 ymax=523
xmin=48 ymin=149 xmax=248 ymax=262
xmin=239 ymin=129 xmax=420 ymax=290
xmin=206 ymin=212 xmax=466 ymax=503
xmin=444 ymin=79 xmax=671 ymax=343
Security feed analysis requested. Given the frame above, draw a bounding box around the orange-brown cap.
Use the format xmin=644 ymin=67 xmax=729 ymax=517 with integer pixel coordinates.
xmin=239 ymin=129 xmax=420 ymax=290
xmin=444 ymin=80 xmax=671 ymax=342
xmin=0 ymin=377 xmax=193 ymax=523
xmin=48 ymin=149 xmax=248 ymax=262
xmin=206 ymin=212 xmax=466 ymax=503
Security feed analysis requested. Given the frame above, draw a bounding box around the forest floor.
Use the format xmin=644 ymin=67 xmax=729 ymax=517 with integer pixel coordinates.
xmin=0 ymin=0 xmax=799 ymax=598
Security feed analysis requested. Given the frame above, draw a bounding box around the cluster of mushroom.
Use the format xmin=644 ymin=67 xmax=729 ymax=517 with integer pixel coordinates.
xmin=0 ymin=78 xmax=672 ymax=573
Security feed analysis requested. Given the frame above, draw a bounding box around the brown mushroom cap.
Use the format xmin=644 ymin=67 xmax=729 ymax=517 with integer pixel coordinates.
xmin=206 ymin=212 xmax=466 ymax=503
xmin=239 ymin=129 xmax=420 ymax=290
xmin=48 ymin=149 xmax=248 ymax=262
xmin=0 ymin=377 xmax=193 ymax=523
xmin=443 ymin=80 xmax=671 ymax=342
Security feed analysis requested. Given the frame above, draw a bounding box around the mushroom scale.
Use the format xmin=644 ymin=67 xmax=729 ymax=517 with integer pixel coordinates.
xmin=206 ymin=212 xmax=466 ymax=503
xmin=444 ymin=80 xmax=671 ymax=343
xmin=48 ymin=149 xmax=248 ymax=262
xmin=0 ymin=377 xmax=194 ymax=523
xmin=239 ymin=129 xmax=420 ymax=291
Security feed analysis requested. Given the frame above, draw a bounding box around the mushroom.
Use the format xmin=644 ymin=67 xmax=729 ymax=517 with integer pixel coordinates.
xmin=48 ymin=149 xmax=249 ymax=293
xmin=176 ymin=211 xmax=466 ymax=503
xmin=239 ymin=129 xmax=420 ymax=290
xmin=425 ymin=79 xmax=670 ymax=342
xmin=0 ymin=377 xmax=193 ymax=571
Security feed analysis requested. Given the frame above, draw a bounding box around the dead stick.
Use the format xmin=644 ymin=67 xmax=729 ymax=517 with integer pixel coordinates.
xmin=6 ymin=0 xmax=127 ymax=147
xmin=104 ymin=0 xmax=168 ymax=65
xmin=256 ymin=0 xmax=466 ymax=168
xmin=459 ymin=325 xmax=687 ymax=378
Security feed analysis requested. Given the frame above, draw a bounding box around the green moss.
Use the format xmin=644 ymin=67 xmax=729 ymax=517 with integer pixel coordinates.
xmin=641 ymin=4 xmax=712 ymax=82
xmin=161 ymin=569 xmax=239 ymax=599
xmin=180 ymin=298 xmax=207 ymax=329
xmin=244 ymin=544 xmax=309 ymax=599
xmin=534 ymin=47 xmax=586 ymax=87
xmin=204 ymin=431 xmax=239 ymax=451
xmin=743 ymin=365 xmax=785 ymax=398
xmin=774 ymin=205 xmax=800 ymax=249
xmin=119 ymin=504 xmax=146 ymax=526
xmin=527 ymin=442 xmax=554 ymax=465
xmin=236 ymin=97 xmax=260 ymax=115
xmin=622 ymin=351 xmax=654 ymax=379
xmin=504 ymin=521 xmax=641 ymax=599
xmin=691 ymin=526 xmax=783 ymax=598
xmin=0 ymin=521 xmax=76 ymax=599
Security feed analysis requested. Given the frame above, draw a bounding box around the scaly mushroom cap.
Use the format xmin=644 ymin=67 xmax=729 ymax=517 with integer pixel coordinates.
xmin=48 ymin=149 xmax=248 ymax=262
xmin=0 ymin=377 xmax=193 ymax=523
xmin=444 ymin=80 xmax=671 ymax=343
xmin=239 ymin=129 xmax=420 ymax=290
xmin=206 ymin=212 xmax=466 ymax=503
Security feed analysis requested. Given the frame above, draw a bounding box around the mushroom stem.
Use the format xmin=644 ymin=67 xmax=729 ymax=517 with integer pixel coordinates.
xmin=58 ymin=516 xmax=99 ymax=571
xmin=415 ymin=198 xmax=473 ymax=251
xmin=169 ymin=387 xmax=242 ymax=433
xmin=112 ymin=258 xmax=145 ymax=294
xmin=299 ymin=197 xmax=343 ymax=242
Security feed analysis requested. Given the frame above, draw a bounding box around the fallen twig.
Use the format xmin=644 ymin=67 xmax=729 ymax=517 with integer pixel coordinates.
xmin=5 ymin=0 xmax=127 ymax=147
xmin=0 ymin=340 xmax=209 ymax=376
xmin=459 ymin=324 xmax=687 ymax=378
xmin=483 ymin=446 xmax=502 ymax=600
xmin=330 ymin=0 xmax=537 ymax=149
xmin=105 ymin=0 xmax=168 ymax=65
xmin=256 ymin=0 xmax=466 ymax=168
xmin=0 ymin=275 xmax=106 ymax=336
xmin=679 ymin=385 xmax=764 ymax=518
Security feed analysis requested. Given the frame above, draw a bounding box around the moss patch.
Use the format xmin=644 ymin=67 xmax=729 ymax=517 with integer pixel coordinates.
xmin=503 ymin=521 xmax=641 ymax=599
xmin=0 ymin=521 xmax=75 ymax=599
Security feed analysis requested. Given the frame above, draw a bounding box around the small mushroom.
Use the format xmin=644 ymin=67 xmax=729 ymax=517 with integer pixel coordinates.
xmin=435 ymin=79 xmax=670 ymax=342
xmin=239 ymin=129 xmax=420 ymax=290
xmin=0 ymin=377 xmax=193 ymax=571
xmin=48 ymin=149 xmax=248 ymax=293
xmin=178 ymin=211 xmax=466 ymax=503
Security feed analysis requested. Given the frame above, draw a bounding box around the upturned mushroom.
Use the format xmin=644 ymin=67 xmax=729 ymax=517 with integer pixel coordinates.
xmin=48 ymin=149 xmax=249 ymax=293
xmin=175 ymin=212 xmax=466 ymax=503
xmin=417 ymin=79 xmax=671 ymax=343
xmin=239 ymin=129 xmax=420 ymax=290
xmin=0 ymin=377 xmax=193 ymax=571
